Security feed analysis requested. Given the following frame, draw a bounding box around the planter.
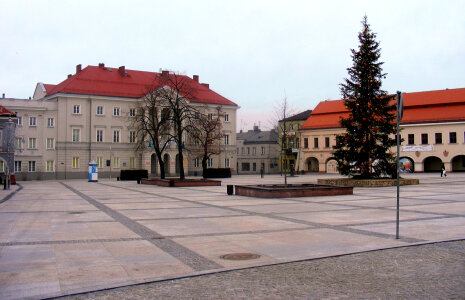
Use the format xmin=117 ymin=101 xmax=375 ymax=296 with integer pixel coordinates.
xmin=234 ymin=184 xmax=353 ymax=198
xmin=141 ymin=178 xmax=221 ymax=187
xmin=317 ymin=178 xmax=419 ymax=187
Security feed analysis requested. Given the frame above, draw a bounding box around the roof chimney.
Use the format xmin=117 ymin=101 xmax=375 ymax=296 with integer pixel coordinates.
xmin=68 ymin=74 xmax=72 ymax=79
xmin=161 ymin=70 xmax=169 ymax=77
xmin=193 ymin=75 xmax=199 ymax=82
xmin=76 ymin=64 xmax=82 ymax=74
xmin=201 ymin=83 xmax=209 ymax=88
xmin=2 ymin=93 xmax=5 ymax=99
xmin=99 ymin=63 xmax=105 ymax=68
xmin=118 ymin=66 xmax=126 ymax=76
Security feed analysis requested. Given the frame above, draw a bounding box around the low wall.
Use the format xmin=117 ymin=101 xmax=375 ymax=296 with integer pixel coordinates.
xmin=141 ymin=178 xmax=221 ymax=187
xmin=317 ymin=178 xmax=419 ymax=187
xmin=235 ymin=184 xmax=353 ymax=198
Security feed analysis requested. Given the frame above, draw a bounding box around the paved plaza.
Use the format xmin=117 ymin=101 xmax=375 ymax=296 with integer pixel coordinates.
xmin=0 ymin=173 xmax=464 ymax=299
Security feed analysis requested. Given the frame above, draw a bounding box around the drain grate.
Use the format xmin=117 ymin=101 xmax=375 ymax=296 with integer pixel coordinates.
xmin=220 ymin=253 xmax=261 ymax=260
xmin=68 ymin=211 xmax=85 ymax=214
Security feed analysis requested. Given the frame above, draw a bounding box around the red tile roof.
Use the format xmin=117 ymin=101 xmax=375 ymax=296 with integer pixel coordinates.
xmin=0 ymin=105 xmax=15 ymax=116
xmin=301 ymin=88 xmax=465 ymax=130
xmin=44 ymin=65 xmax=237 ymax=106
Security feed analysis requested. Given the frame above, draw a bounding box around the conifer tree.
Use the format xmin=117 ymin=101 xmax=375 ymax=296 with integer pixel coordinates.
xmin=333 ymin=16 xmax=397 ymax=179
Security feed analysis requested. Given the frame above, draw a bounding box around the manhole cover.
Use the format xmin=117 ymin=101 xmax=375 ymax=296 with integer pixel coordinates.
xmin=68 ymin=211 xmax=85 ymax=214
xmin=220 ymin=253 xmax=261 ymax=260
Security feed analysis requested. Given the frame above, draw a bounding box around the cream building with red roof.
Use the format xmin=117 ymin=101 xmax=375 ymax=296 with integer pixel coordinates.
xmin=3 ymin=64 xmax=238 ymax=180
xmin=299 ymin=88 xmax=465 ymax=174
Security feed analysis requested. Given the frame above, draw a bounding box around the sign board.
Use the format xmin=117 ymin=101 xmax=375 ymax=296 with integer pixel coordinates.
xmin=397 ymin=91 xmax=403 ymax=121
xmin=402 ymin=145 xmax=433 ymax=152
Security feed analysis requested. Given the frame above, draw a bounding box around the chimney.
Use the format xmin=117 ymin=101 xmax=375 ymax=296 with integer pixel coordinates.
xmin=253 ymin=125 xmax=260 ymax=132
xmin=98 ymin=63 xmax=105 ymax=68
xmin=193 ymin=75 xmax=199 ymax=82
xmin=76 ymin=64 xmax=82 ymax=74
xmin=2 ymin=93 xmax=5 ymax=99
xmin=201 ymin=83 xmax=209 ymax=88
xmin=68 ymin=74 xmax=72 ymax=79
xmin=118 ymin=66 xmax=126 ymax=76
xmin=161 ymin=70 xmax=169 ymax=77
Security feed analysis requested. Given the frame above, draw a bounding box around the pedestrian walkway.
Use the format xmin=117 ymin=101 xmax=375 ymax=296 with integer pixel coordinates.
xmin=0 ymin=173 xmax=464 ymax=299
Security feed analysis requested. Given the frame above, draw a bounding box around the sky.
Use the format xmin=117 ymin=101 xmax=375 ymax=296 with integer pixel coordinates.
xmin=1 ymin=0 xmax=464 ymax=131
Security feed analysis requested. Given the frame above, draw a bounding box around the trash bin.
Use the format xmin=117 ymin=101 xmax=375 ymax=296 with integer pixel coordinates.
xmin=88 ymin=160 xmax=98 ymax=182
xmin=227 ymin=185 xmax=234 ymax=195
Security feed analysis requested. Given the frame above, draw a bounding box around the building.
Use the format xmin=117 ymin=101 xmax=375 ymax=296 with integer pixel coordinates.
xmin=3 ymin=64 xmax=238 ymax=180
xmin=0 ymin=103 xmax=17 ymax=182
xmin=277 ymin=110 xmax=312 ymax=173
xmin=236 ymin=126 xmax=279 ymax=174
xmin=299 ymin=88 xmax=465 ymax=173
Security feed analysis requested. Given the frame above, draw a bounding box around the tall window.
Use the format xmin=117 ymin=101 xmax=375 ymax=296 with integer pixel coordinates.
xmin=15 ymin=161 xmax=22 ymax=172
xmin=225 ymin=158 xmax=230 ymax=167
xmin=129 ymin=108 xmax=136 ymax=117
xmin=247 ymin=147 xmax=250 ymax=155
xmin=17 ymin=116 xmax=22 ymax=126
xmin=261 ymin=147 xmax=265 ymax=155
xmin=113 ymin=107 xmax=120 ymax=116
xmin=421 ymin=133 xmax=428 ymax=145
xmin=314 ymin=137 xmax=319 ymax=148
xmin=28 ymin=137 xmax=37 ymax=149
xmin=46 ymin=138 xmax=54 ymax=150
xmin=408 ymin=134 xmax=415 ymax=145
xmin=96 ymin=106 xmax=103 ymax=115
xmin=113 ymin=130 xmax=120 ymax=143
xmin=253 ymin=147 xmax=256 ymax=155
xmin=129 ymin=131 xmax=136 ymax=143
xmin=72 ymin=129 xmax=80 ymax=142
xmin=194 ymin=158 xmax=200 ymax=168
xmin=207 ymin=158 xmax=213 ymax=168
xmin=28 ymin=161 xmax=36 ymax=172
xmin=304 ymin=138 xmax=308 ymax=148
xmin=47 ymin=118 xmax=54 ymax=127
xmin=224 ymin=114 xmax=229 ymax=122
xmin=325 ymin=137 xmax=330 ymax=148
xmin=46 ymin=161 xmax=54 ymax=172
xmin=208 ymin=113 xmax=213 ymax=120
xmin=72 ymin=157 xmax=79 ymax=168
xmin=289 ymin=124 xmax=294 ymax=130
xmin=96 ymin=129 xmax=103 ymax=142
xmin=129 ymin=157 xmax=135 ymax=168
xmin=450 ymin=132 xmax=457 ymax=144
xmin=112 ymin=157 xmax=120 ymax=168
xmin=96 ymin=157 xmax=103 ymax=168
xmin=435 ymin=133 xmax=442 ymax=144
xmin=15 ymin=137 xmax=23 ymax=150
xmin=29 ymin=116 xmax=36 ymax=126
xmin=73 ymin=105 xmax=80 ymax=114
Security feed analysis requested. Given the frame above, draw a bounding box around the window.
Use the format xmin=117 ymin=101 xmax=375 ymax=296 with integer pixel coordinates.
xmin=28 ymin=137 xmax=37 ymax=149
xmin=236 ymin=148 xmax=239 ymax=154
xmin=296 ymin=138 xmax=300 ymax=148
xmin=225 ymin=158 xmax=230 ymax=168
xmin=96 ymin=129 xmax=104 ymax=142
xmin=314 ymin=137 xmax=319 ymax=148
xmin=72 ymin=157 xmax=79 ymax=169
xmin=113 ymin=157 xmax=120 ymax=168
xmin=15 ymin=161 xmax=21 ymax=172
xmin=73 ymin=105 xmax=80 ymax=114
xmin=253 ymin=163 xmax=256 ymax=171
xmin=325 ymin=137 xmax=330 ymax=148
xmin=28 ymin=161 xmax=36 ymax=172
xmin=241 ymin=148 xmax=245 ymax=155
xmin=113 ymin=107 xmax=120 ymax=116
xmin=408 ymin=134 xmax=415 ymax=145
xmin=450 ymin=132 xmax=457 ymax=144
xmin=0 ymin=161 xmax=4 ymax=172
xmin=289 ymin=124 xmax=294 ymax=130
xmin=17 ymin=116 xmax=22 ymax=126
xmin=46 ymin=138 xmax=54 ymax=150
xmin=224 ymin=114 xmax=229 ymax=122
xmin=129 ymin=131 xmax=136 ymax=143
xmin=129 ymin=108 xmax=136 ymax=117
xmin=96 ymin=106 xmax=104 ymax=115
xmin=47 ymin=118 xmax=54 ymax=127
xmin=435 ymin=133 xmax=442 ymax=144
xmin=304 ymin=138 xmax=308 ymax=148
xmin=253 ymin=147 xmax=256 ymax=155
xmin=421 ymin=133 xmax=428 ymax=145
xmin=242 ymin=162 xmax=250 ymax=171
xmin=46 ymin=161 xmax=54 ymax=172
xmin=247 ymin=147 xmax=250 ymax=155
xmin=15 ymin=137 xmax=23 ymax=150
xmin=208 ymin=113 xmax=213 ymax=120
xmin=129 ymin=157 xmax=135 ymax=168
xmin=194 ymin=158 xmax=200 ymax=168
xmin=113 ymin=130 xmax=120 ymax=143
xmin=207 ymin=158 xmax=213 ymax=168
xmin=96 ymin=157 xmax=103 ymax=168
xmin=29 ymin=117 xmax=36 ymax=126
xmin=72 ymin=129 xmax=80 ymax=142
xmin=261 ymin=147 xmax=265 ymax=155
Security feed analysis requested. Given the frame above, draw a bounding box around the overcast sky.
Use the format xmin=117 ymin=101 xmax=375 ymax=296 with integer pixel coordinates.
xmin=1 ymin=0 xmax=464 ymax=131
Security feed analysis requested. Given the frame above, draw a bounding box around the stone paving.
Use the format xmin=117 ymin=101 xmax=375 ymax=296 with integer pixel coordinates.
xmin=0 ymin=173 xmax=464 ymax=299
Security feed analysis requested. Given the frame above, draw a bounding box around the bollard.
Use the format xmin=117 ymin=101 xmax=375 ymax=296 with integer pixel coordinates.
xmin=227 ymin=185 xmax=234 ymax=195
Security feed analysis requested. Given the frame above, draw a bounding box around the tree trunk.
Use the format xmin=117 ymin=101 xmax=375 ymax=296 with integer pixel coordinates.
xmin=177 ymin=133 xmax=185 ymax=180
xmin=156 ymin=151 xmax=165 ymax=179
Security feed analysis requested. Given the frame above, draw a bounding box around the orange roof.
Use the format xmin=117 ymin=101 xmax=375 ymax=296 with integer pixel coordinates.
xmin=44 ymin=65 xmax=237 ymax=106
xmin=0 ymin=105 xmax=15 ymax=116
xmin=301 ymin=88 xmax=465 ymax=130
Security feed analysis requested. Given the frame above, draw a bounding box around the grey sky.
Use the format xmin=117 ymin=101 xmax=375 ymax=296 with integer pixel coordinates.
xmin=1 ymin=0 xmax=464 ymax=131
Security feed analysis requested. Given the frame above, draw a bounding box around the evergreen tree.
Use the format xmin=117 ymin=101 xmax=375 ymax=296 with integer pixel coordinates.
xmin=333 ymin=16 xmax=397 ymax=179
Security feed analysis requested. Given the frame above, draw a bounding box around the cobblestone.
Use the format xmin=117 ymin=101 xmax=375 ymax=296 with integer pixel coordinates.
xmin=56 ymin=240 xmax=465 ymax=300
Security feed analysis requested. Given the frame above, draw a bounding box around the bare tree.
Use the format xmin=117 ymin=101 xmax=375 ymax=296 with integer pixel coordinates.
xmin=270 ymin=96 xmax=295 ymax=185
xmin=133 ymin=85 xmax=172 ymax=179
xmin=188 ymin=106 xmax=224 ymax=174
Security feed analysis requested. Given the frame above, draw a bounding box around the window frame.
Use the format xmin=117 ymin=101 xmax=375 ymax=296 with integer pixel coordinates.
xmin=96 ymin=129 xmax=104 ymax=143
xmin=113 ymin=107 xmax=120 ymax=116
xmin=113 ymin=129 xmax=120 ymax=143
xmin=28 ymin=161 xmax=36 ymax=172
xmin=449 ymin=132 xmax=457 ymax=144
xmin=72 ymin=157 xmax=79 ymax=169
xmin=73 ymin=104 xmax=80 ymax=114
xmin=72 ymin=128 xmax=80 ymax=142
xmin=29 ymin=116 xmax=37 ymax=127
xmin=96 ymin=106 xmax=104 ymax=115
xmin=46 ymin=138 xmax=54 ymax=150
xmin=47 ymin=118 xmax=54 ymax=127
xmin=28 ymin=137 xmax=37 ymax=149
